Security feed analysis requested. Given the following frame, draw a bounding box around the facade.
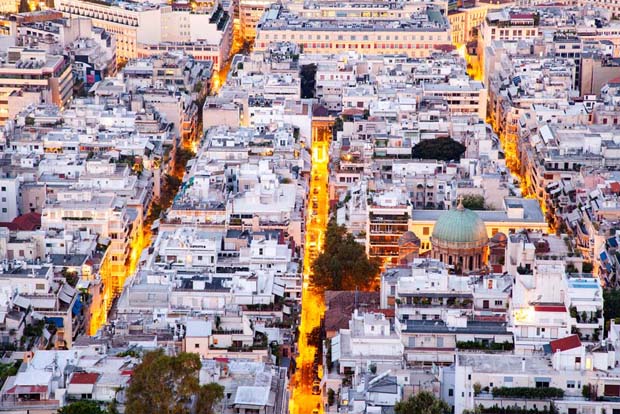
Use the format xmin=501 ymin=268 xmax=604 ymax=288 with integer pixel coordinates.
xmin=0 ymin=48 xmax=73 ymax=123
xmin=255 ymin=4 xmax=452 ymax=58
xmin=56 ymin=0 xmax=232 ymax=69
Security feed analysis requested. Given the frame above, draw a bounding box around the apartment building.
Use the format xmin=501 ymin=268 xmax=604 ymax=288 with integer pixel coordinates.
xmin=56 ymin=0 xmax=232 ymax=68
xmin=366 ymin=190 xmax=410 ymax=264
xmin=0 ymin=48 xmax=73 ymax=124
xmin=578 ymin=0 xmax=620 ymax=19
xmin=478 ymin=9 xmax=540 ymax=63
xmin=422 ymin=77 xmax=487 ymax=119
xmin=239 ymin=0 xmax=275 ymax=41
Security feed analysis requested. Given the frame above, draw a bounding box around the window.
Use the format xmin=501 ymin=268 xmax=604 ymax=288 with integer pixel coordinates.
xmin=495 ymin=300 xmax=503 ymax=306
xmin=423 ymin=227 xmax=430 ymax=235
xmin=36 ymin=283 xmax=45 ymax=290
xmin=567 ymin=381 xmax=576 ymax=389
xmin=448 ymin=389 xmax=453 ymax=397
xmin=194 ymin=343 xmax=200 ymax=348
xmin=1 ymin=187 xmax=5 ymax=192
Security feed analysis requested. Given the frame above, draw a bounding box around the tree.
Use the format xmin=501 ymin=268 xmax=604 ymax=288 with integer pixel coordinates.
xmin=18 ymin=0 xmax=30 ymax=13
xmin=195 ymin=383 xmax=225 ymax=414
xmin=58 ymin=401 xmax=105 ymax=414
xmin=395 ymin=391 xmax=450 ymax=414
xmin=125 ymin=349 xmax=222 ymax=414
xmin=332 ymin=116 xmax=344 ymax=140
xmin=604 ymin=289 xmax=620 ymax=324
xmin=461 ymin=194 xmax=486 ymax=210
xmin=310 ymin=219 xmax=381 ymax=291
xmin=327 ymin=388 xmax=336 ymax=406
xmin=300 ymin=64 xmax=317 ymax=99
xmin=411 ymin=138 xmax=466 ymax=162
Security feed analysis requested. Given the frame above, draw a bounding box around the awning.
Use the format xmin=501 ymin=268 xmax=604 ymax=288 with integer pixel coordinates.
xmin=272 ymin=283 xmax=285 ymax=297
xmin=331 ymin=334 xmax=341 ymax=362
xmin=59 ymin=284 xmax=77 ymax=304
xmin=534 ymin=377 xmax=551 ymax=383
xmin=72 ymin=297 xmax=83 ymax=315
xmin=45 ymin=317 xmax=64 ymax=328
xmin=12 ymin=295 xmax=30 ymax=310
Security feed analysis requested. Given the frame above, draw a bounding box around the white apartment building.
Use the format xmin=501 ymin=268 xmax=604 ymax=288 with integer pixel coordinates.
xmin=155 ymin=228 xmax=220 ymax=271
xmin=41 ymin=190 xmax=133 ymax=281
xmin=0 ymin=48 xmax=73 ymax=124
xmin=331 ymin=310 xmax=404 ymax=376
xmin=0 ymin=176 xmax=20 ymax=222
xmin=56 ymin=0 xmax=232 ymax=68
xmin=454 ymin=345 xmax=620 ymax=414
xmin=422 ymin=78 xmax=487 ymax=120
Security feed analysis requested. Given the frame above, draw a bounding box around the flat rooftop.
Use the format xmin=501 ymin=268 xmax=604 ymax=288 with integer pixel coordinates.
xmin=458 ymin=353 xmax=555 ymax=375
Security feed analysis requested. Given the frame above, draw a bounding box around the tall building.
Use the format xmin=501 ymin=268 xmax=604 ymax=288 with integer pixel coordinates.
xmin=0 ymin=47 xmax=73 ymax=124
xmin=255 ymin=3 xmax=452 ymax=58
xmin=56 ymin=0 xmax=232 ymax=69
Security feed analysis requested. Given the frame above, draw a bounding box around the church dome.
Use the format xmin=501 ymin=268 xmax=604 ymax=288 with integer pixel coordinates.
xmin=432 ymin=205 xmax=488 ymax=247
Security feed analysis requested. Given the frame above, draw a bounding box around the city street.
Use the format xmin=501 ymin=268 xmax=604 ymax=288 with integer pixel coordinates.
xmin=290 ymin=123 xmax=331 ymax=414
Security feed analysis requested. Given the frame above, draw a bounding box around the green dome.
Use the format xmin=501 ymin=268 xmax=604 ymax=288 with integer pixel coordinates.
xmin=432 ymin=206 xmax=488 ymax=246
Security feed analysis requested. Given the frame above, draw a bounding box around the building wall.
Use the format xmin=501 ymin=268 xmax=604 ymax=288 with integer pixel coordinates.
xmin=255 ymin=29 xmax=452 ymax=59
xmin=409 ymin=217 xmax=548 ymax=254
xmin=0 ymin=177 xmax=19 ymax=222
xmin=580 ymin=57 xmax=620 ymax=96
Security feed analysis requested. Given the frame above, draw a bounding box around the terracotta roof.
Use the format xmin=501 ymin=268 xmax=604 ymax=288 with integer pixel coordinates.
xmin=324 ymin=291 xmax=382 ymax=333
xmin=534 ymin=305 xmax=566 ymax=312
xmin=609 ymin=182 xmax=620 ymax=194
xmin=510 ymin=12 xmax=534 ymax=19
xmin=341 ymin=108 xmax=365 ymax=116
xmin=6 ymin=385 xmax=47 ymax=394
xmin=434 ymin=44 xmax=456 ymax=52
xmin=0 ymin=212 xmax=42 ymax=231
xmin=70 ymin=372 xmax=99 ymax=385
xmin=312 ymin=104 xmax=329 ymax=117
xmin=549 ymin=335 xmax=581 ymax=353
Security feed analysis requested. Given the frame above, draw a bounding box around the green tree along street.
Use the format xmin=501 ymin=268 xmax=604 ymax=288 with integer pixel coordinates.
xmin=196 ymin=383 xmax=225 ymax=414
xmin=58 ymin=401 xmax=106 ymax=414
xmin=604 ymin=289 xmax=620 ymax=336
xmin=311 ymin=219 xmax=381 ymax=291
xmin=395 ymin=391 xmax=450 ymax=414
xmin=146 ymin=146 xmax=195 ymax=226
xmin=125 ymin=349 xmax=224 ymax=414
xmin=411 ymin=138 xmax=466 ymax=162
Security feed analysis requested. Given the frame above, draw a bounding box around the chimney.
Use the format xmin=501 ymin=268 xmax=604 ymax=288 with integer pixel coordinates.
xmin=521 ymin=357 xmax=526 ymax=372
